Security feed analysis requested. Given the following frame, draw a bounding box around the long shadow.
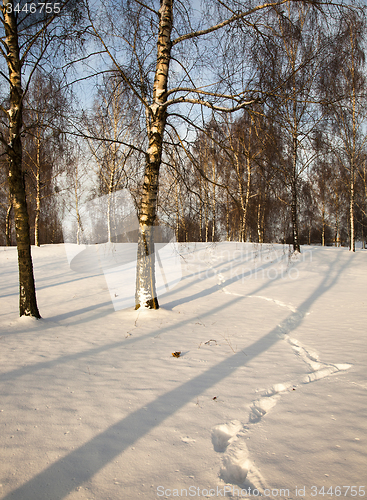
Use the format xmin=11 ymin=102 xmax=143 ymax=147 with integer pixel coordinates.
xmin=164 ymin=243 xmax=289 ymax=305
xmin=0 ymin=294 xmax=242 ymax=381
xmin=1 ymin=252 xmax=352 ymax=500
xmin=0 ymin=299 xmax=115 ymax=339
xmin=0 ymin=246 xmax=315 ymax=377
xmin=46 ymin=300 xmax=114 ymax=323
xmin=0 ymin=270 xmax=105 ymax=299
xmin=176 ymin=243 xmax=323 ymax=310
xmin=164 ymin=251 xmax=291 ymax=310
xmin=1 ymin=247 xmax=101 ymax=298
xmin=0 ymin=248 xmax=346 ymax=380
xmin=0 ymin=245 xmax=288 ymax=335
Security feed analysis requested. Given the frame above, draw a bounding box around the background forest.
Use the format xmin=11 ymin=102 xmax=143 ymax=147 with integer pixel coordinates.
xmin=1 ymin=1 xmax=366 ymax=250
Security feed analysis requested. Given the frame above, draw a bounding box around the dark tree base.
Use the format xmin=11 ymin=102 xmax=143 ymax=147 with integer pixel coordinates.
xmin=135 ymin=297 xmax=159 ymax=310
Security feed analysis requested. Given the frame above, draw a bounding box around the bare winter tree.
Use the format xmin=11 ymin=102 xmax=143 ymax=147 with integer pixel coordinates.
xmin=22 ymin=71 xmax=69 ymax=246
xmin=58 ymin=143 xmax=91 ymax=246
xmin=320 ymin=9 xmax=367 ymax=252
xmin=0 ymin=155 xmax=13 ymax=245
xmin=83 ymin=76 xmax=142 ymax=242
xmin=357 ymin=154 xmax=367 ymax=247
xmin=252 ymin=2 xmax=330 ymax=252
xmin=86 ymin=0 xmax=326 ymax=309
xmin=0 ymin=0 xmax=81 ymax=316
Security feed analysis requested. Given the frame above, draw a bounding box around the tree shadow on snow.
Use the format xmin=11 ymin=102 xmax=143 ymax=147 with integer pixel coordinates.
xmin=162 ymin=245 xmax=314 ymax=310
xmin=0 ymin=251 xmax=354 ymax=500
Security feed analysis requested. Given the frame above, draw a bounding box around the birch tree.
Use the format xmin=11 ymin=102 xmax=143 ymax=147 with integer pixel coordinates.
xmin=87 ymin=0 xmax=321 ymax=308
xmin=253 ymin=1 xmax=329 ymax=251
xmin=0 ymin=158 xmax=13 ymax=245
xmin=23 ymin=72 xmax=68 ymax=246
xmin=320 ymin=9 xmax=367 ymax=252
xmin=0 ymin=0 xmax=79 ymax=317
xmin=84 ymin=77 xmax=141 ymax=242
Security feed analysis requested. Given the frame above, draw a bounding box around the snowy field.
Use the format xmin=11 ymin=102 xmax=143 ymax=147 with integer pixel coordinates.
xmin=0 ymin=242 xmax=366 ymax=500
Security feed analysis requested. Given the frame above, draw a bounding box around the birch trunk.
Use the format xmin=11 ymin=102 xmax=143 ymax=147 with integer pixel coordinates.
xmin=234 ymin=151 xmax=246 ymax=242
xmin=363 ymin=165 xmax=367 ymax=249
xmin=178 ymin=183 xmax=188 ymax=242
xmin=198 ymin=176 xmax=203 ymax=242
xmin=107 ymin=161 xmax=116 ymax=243
xmin=135 ymin=0 xmax=173 ymax=309
xmin=74 ymin=166 xmax=82 ymax=245
xmin=291 ymin=136 xmax=300 ymax=253
xmin=4 ymin=5 xmax=40 ymax=317
xmin=212 ymin=160 xmax=216 ymax=242
xmin=175 ymin=176 xmax=179 ymax=240
xmin=350 ymin=168 xmax=355 ymax=251
xmin=34 ymin=136 xmax=41 ymax=247
xmin=204 ymin=182 xmax=209 ymax=243
xmin=226 ymin=191 xmax=230 ymax=241
xmin=241 ymin=154 xmax=251 ymax=242
xmin=107 ymin=102 xmax=120 ymax=243
xmin=257 ymin=198 xmax=264 ymax=244
xmin=335 ymin=191 xmax=340 ymax=247
xmin=349 ymin=53 xmax=356 ymax=252
xmin=291 ymin=180 xmax=300 ymax=252
xmin=261 ymin=200 xmax=265 ymax=243
xmin=321 ymin=198 xmax=325 ymax=246
xmin=6 ymin=200 xmax=13 ymax=246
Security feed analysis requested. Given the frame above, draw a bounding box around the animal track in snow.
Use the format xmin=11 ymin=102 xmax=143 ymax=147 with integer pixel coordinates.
xmin=213 ymin=349 xmax=352 ymax=493
xmin=211 ymin=424 xmax=267 ymax=492
xmin=213 ymin=273 xmax=352 ymax=494
xmin=245 ymin=338 xmax=352 ymax=428
xmin=216 ymin=273 xmax=297 ymax=312
xmin=249 ymin=394 xmax=280 ymax=423
xmin=248 ymin=295 xmax=297 ymax=312
xmin=283 ymin=334 xmax=352 ymax=383
xmin=211 ymin=421 xmax=242 ymax=452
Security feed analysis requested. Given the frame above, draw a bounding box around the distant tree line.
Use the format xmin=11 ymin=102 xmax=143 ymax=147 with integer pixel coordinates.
xmin=156 ymin=6 xmax=367 ymax=251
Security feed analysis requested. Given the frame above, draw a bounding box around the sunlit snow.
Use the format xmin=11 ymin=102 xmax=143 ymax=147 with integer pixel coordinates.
xmin=0 ymin=242 xmax=366 ymax=500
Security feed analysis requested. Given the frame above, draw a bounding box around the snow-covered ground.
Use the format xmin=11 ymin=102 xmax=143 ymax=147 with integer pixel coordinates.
xmin=0 ymin=242 xmax=366 ymax=500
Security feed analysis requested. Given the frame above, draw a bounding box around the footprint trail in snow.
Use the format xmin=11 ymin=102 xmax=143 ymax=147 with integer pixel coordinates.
xmin=211 ymin=271 xmax=352 ymax=495
xmin=211 ymin=421 xmax=267 ymax=493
